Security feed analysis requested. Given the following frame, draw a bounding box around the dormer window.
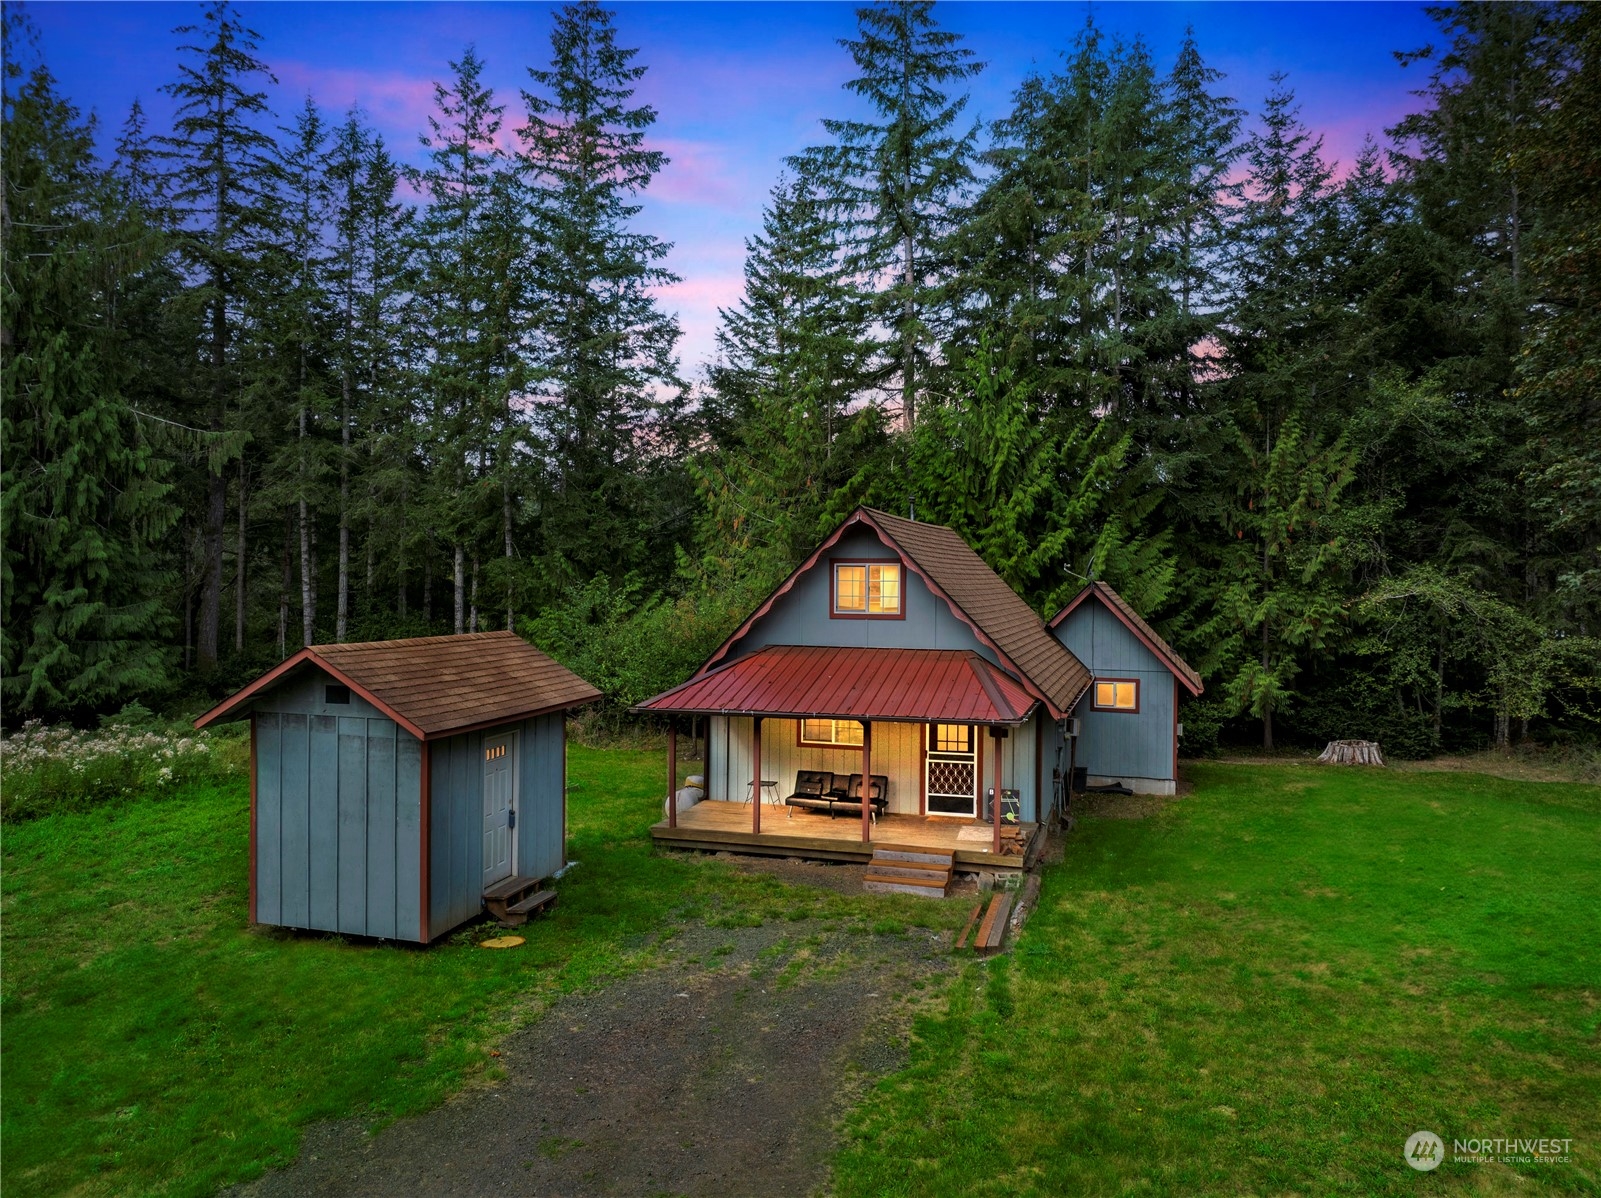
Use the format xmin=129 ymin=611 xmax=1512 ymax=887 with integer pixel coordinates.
xmin=832 ymin=561 xmax=902 ymax=617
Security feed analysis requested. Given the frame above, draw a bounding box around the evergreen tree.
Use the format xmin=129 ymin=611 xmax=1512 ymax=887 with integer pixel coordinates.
xmin=699 ymin=174 xmax=884 ymax=584
xmin=519 ymin=1 xmax=682 ymax=588
xmin=412 ymin=47 xmax=517 ymax=633
xmin=1513 ymin=4 xmax=1600 ymax=631
xmin=1 ymin=21 xmax=181 ymax=711
xmin=891 ymin=334 xmax=1173 ymax=614
xmin=262 ymin=95 xmax=334 ymax=648
xmin=352 ymin=134 xmax=424 ymax=630
xmin=794 ymin=0 xmax=982 ymax=426
xmin=1202 ymin=76 xmax=1353 ymax=747
xmin=1202 ymin=417 xmax=1356 ymax=748
xmin=1391 ymin=3 xmax=1562 ymax=299
xmin=158 ymin=0 xmax=279 ymax=669
xmin=709 ymin=171 xmax=871 ymax=437
xmin=327 ymin=111 xmax=370 ymax=642
xmin=1162 ymin=27 xmax=1241 ymax=398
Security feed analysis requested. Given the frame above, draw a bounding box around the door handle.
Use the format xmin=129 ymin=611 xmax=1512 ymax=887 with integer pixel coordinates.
xmin=508 ymin=808 xmax=516 ymax=830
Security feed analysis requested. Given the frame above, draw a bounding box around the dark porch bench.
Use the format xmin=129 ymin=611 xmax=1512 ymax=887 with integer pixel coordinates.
xmin=784 ymin=771 xmax=889 ymax=821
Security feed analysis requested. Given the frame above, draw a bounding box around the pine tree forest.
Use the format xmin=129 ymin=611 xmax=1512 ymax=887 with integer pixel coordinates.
xmin=4 ymin=0 xmax=1598 ymax=756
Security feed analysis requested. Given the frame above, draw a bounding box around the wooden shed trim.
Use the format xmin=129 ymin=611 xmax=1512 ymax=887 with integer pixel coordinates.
xmin=248 ymin=712 xmax=258 ymax=924
xmin=419 ymin=740 xmax=432 ymax=944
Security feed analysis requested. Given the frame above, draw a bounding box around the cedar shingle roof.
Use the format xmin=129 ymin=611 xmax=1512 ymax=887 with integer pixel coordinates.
xmin=683 ymin=507 xmax=1093 ymax=719
xmin=195 ymin=631 xmax=602 ymax=738
xmin=1048 ymin=581 xmax=1204 ymax=696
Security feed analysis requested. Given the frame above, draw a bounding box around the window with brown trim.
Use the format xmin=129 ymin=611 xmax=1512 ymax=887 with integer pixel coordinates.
xmin=1093 ymin=679 xmax=1139 ymax=712
xmin=799 ymin=718 xmax=864 ymax=747
xmin=832 ymin=561 xmax=902 ymax=616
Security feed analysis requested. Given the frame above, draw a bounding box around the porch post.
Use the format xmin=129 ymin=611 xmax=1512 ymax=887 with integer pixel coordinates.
xmin=666 ymin=717 xmax=678 ymax=826
xmin=861 ymin=719 xmax=873 ymax=843
xmin=992 ymin=727 xmax=1003 ymax=855
xmin=752 ymin=716 xmax=763 ymax=835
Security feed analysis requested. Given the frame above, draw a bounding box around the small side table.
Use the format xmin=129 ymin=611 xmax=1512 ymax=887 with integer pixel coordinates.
xmin=745 ymin=779 xmax=780 ymax=806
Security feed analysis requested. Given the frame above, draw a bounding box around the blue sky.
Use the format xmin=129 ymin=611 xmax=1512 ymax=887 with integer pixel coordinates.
xmin=30 ymin=1 xmax=1442 ymax=375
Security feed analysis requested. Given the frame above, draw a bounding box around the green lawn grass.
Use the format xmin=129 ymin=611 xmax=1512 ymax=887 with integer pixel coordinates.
xmin=8 ymin=757 xmax=1598 ymax=1197
xmin=832 ymin=764 xmax=1601 ymax=1195
xmin=1 ymin=745 xmax=957 ymax=1198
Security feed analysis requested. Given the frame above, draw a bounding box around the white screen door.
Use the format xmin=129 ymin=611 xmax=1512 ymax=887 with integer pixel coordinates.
xmin=482 ymin=734 xmax=516 ymax=886
xmin=926 ymin=723 xmax=977 ymax=816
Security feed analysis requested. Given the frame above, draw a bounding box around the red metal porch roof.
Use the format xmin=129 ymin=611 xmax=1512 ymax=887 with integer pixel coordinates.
xmin=636 ymin=645 xmax=1038 ymax=725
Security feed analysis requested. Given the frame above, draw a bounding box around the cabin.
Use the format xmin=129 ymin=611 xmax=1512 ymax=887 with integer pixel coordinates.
xmin=195 ymin=631 xmax=601 ymax=943
xmin=637 ymin=507 xmax=1203 ymax=890
xmin=1047 ymin=582 xmax=1204 ymax=795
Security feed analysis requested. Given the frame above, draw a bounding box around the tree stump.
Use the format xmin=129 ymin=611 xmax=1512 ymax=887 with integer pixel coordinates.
xmin=1317 ymin=740 xmax=1385 ymax=766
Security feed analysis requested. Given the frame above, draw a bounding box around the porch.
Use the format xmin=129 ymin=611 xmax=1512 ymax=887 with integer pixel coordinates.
xmin=649 ymin=799 xmax=1043 ymax=872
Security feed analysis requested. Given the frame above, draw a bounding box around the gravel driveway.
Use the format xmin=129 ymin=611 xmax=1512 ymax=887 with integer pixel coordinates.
xmin=230 ymin=917 xmax=954 ymax=1197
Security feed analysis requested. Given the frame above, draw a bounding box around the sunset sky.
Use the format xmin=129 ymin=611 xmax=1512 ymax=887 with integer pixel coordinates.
xmin=32 ymin=1 xmax=1441 ymax=377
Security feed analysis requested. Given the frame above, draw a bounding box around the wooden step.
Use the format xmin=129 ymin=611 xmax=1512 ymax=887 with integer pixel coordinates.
xmin=867 ymin=860 xmax=950 ymax=881
xmin=496 ymin=889 xmax=558 ymax=927
xmin=483 ymin=874 xmax=541 ymax=903
xmin=864 ymin=873 xmax=949 ymax=898
xmin=871 ymin=845 xmax=955 ymax=866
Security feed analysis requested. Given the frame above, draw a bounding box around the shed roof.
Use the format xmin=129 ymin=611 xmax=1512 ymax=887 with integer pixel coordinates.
xmin=194 ymin=631 xmax=602 ymax=739
xmin=1047 ymin=581 xmax=1204 ymax=697
xmin=695 ymin=507 xmax=1092 ymax=719
xmin=637 ymin=645 xmax=1037 ymax=725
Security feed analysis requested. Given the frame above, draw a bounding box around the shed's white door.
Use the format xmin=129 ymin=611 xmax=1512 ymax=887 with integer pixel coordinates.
xmin=482 ymin=734 xmax=517 ymax=886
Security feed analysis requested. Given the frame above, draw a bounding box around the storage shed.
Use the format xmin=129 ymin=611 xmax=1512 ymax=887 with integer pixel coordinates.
xmin=195 ymin=631 xmax=602 ymax=943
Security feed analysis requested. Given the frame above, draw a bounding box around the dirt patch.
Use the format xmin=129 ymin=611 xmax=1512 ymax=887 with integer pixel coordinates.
xmin=228 ymin=920 xmax=950 ymax=1198
xmin=1392 ymin=751 xmax=1601 ymax=786
xmin=708 ymin=851 xmax=871 ymax=896
xmin=1070 ymin=791 xmax=1175 ymax=820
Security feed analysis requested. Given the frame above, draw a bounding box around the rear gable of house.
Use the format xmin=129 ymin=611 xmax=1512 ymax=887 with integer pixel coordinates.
xmin=1048 ymin=583 xmax=1200 ymax=794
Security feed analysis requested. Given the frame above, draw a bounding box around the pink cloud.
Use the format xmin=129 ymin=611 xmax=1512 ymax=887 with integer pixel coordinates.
xmin=648 ymin=137 xmax=751 ymax=211
xmin=650 ymin=271 xmax=749 ymax=373
xmin=275 ymin=60 xmax=436 ymax=144
xmin=276 ymin=59 xmax=527 ymax=160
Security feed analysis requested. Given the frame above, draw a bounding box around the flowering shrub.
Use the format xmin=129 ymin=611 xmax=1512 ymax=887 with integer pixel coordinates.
xmin=0 ymin=718 xmax=247 ymax=821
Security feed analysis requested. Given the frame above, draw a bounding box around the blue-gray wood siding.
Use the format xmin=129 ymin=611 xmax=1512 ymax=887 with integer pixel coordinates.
xmin=1052 ymin=601 xmax=1177 ymax=782
xmin=721 ymin=527 xmax=999 ymax=666
xmin=252 ymin=668 xmax=422 ymax=941
xmin=250 ymin=666 xmax=569 ymax=943
xmin=706 ymin=711 xmax=1046 ymax=822
xmin=427 ymin=713 xmax=567 ymax=938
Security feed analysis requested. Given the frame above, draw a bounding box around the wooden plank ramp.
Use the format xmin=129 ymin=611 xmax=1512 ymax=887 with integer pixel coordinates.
xmin=954 ymin=901 xmax=984 ymax=950
xmin=973 ymin=892 xmax=1014 ymax=955
xmin=864 ymin=844 xmax=953 ymax=898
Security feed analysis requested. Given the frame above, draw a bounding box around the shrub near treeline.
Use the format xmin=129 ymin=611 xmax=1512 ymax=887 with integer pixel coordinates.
xmin=0 ymin=705 xmax=247 ymax=822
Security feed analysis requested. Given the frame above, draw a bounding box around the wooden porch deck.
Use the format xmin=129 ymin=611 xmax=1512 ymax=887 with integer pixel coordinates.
xmin=651 ymin=799 xmax=1040 ymax=872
